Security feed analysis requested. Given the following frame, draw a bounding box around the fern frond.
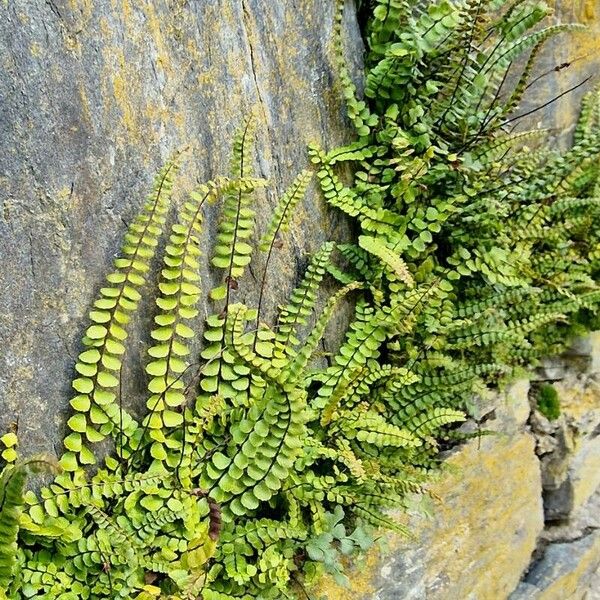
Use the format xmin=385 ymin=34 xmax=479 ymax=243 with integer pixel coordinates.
xmin=143 ymin=177 xmax=263 ymax=469
xmin=65 ymin=155 xmax=181 ymax=471
xmin=333 ymin=0 xmax=378 ymax=137
xmin=259 ymin=170 xmax=312 ymax=252
xmin=274 ymin=242 xmax=335 ymax=359
xmin=359 ymin=235 xmax=414 ymax=287
xmin=282 ymin=281 xmax=362 ymax=383
xmin=211 ymin=117 xmax=266 ymax=300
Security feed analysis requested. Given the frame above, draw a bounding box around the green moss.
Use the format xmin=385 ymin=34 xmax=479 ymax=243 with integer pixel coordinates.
xmin=537 ymin=384 xmax=561 ymax=421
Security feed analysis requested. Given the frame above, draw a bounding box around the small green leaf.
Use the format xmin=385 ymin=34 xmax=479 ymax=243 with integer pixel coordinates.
xmin=146 ymin=360 xmax=168 ymax=377
xmin=79 ymin=445 xmax=96 ymax=465
xmin=175 ymin=323 xmax=195 ymax=338
xmin=97 ymin=371 xmax=119 ymax=388
xmin=253 ymin=481 xmax=272 ymax=501
xmin=72 ymin=378 xmax=94 ymax=394
xmin=102 ymin=354 xmax=122 ymax=371
xmin=67 ymin=413 xmax=87 ymax=433
xmin=86 ymin=325 xmax=108 ymax=340
xmin=1 ymin=432 xmax=18 ymax=448
xmin=212 ymin=452 xmax=231 ymax=470
xmin=210 ymin=285 xmax=227 ymax=301
xmin=163 ymin=410 xmax=183 ymax=428
xmin=165 ymin=390 xmax=185 ymax=407
xmin=89 ymin=310 xmax=111 ymax=324
xmin=1 ymin=447 xmax=17 ymax=462
xmin=240 ymin=491 xmax=260 ymax=511
xmin=62 ymin=432 xmax=82 ymax=452
xmin=140 ymin=495 xmax=164 ymax=511
xmin=29 ymin=505 xmax=46 ymax=525
xmin=59 ymin=452 xmax=78 ymax=472
xmin=79 ymin=349 xmax=101 ymax=364
xmin=94 ymin=389 xmax=115 ymax=406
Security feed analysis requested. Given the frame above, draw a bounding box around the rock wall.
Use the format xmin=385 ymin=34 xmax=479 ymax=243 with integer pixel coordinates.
xmin=1 ymin=2 xmax=599 ymax=597
xmin=519 ymin=0 xmax=600 ymax=148
xmin=315 ymin=333 xmax=600 ymax=599
xmin=0 ymin=0 xmax=362 ymax=455
xmin=1 ymin=0 xmax=598 ymax=463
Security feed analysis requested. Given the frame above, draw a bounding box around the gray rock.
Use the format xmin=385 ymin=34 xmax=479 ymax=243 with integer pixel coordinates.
xmin=0 ymin=0 xmax=363 ymax=456
xmin=515 ymin=1 xmax=600 ymax=150
xmin=542 ymin=485 xmax=600 ymax=546
xmin=544 ymin=433 xmax=600 ymax=521
xmin=511 ymin=531 xmax=600 ymax=600
xmin=510 ymin=581 xmax=542 ymax=600
xmin=314 ymin=430 xmax=544 ymax=600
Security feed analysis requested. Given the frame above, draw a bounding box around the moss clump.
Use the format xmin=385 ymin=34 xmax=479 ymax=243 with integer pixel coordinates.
xmin=537 ymin=384 xmax=561 ymax=421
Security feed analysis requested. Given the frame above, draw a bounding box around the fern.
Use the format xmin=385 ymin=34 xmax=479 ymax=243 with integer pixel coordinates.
xmin=4 ymin=2 xmax=600 ymax=598
xmin=64 ymin=156 xmax=181 ymax=472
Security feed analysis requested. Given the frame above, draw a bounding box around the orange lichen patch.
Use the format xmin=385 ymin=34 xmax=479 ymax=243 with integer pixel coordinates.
xmin=120 ymin=0 xmax=133 ymax=24
xmin=547 ymin=0 xmax=597 ymax=22
xmin=99 ymin=16 xmax=112 ymax=39
xmin=77 ymin=81 xmax=92 ymax=127
xmin=422 ymin=434 xmax=542 ymax=600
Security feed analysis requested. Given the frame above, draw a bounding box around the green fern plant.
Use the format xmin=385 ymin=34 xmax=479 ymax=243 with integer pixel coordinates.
xmin=2 ymin=119 xmax=453 ymax=599
xmin=3 ymin=2 xmax=600 ymax=598
xmin=316 ymin=0 xmax=600 ymax=424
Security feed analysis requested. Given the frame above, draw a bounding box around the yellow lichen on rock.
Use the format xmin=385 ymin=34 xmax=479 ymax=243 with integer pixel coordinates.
xmin=314 ymin=427 xmax=543 ymax=600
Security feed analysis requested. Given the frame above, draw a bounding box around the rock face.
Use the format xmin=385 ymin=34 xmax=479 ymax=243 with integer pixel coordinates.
xmin=315 ymin=335 xmax=600 ymax=600
xmin=514 ymin=532 xmax=600 ymax=600
xmin=315 ymin=381 xmax=545 ymax=600
xmin=375 ymin=433 xmax=543 ymax=600
xmin=0 ymin=0 xmax=362 ymax=454
xmin=518 ymin=0 xmax=600 ymax=148
xmin=511 ymin=489 xmax=600 ymax=600
xmin=533 ymin=364 xmax=600 ymax=521
xmin=2 ymin=2 xmax=600 ymax=598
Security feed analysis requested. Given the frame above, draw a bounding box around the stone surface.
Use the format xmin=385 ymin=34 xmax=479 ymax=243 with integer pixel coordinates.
xmin=511 ymin=338 xmax=600 ymax=599
xmin=518 ymin=0 xmax=600 ymax=149
xmin=540 ymin=485 xmax=600 ymax=547
xmin=498 ymin=378 xmax=532 ymax=429
xmin=2 ymin=2 xmax=600 ymax=598
xmin=531 ymin=343 xmax=600 ymax=520
xmin=315 ymin=406 xmax=544 ymax=600
xmin=510 ymin=531 xmax=600 ymax=600
xmin=543 ymin=433 xmax=600 ymax=521
xmin=314 ymin=336 xmax=600 ymax=600
xmin=0 ymin=0 xmax=362 ymax=455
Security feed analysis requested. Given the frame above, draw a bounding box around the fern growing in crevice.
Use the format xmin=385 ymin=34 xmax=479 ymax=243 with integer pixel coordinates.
xmin=3 ymin=118 xmax=449 ymax=598
xmin=3 ymin=2 xmax=600 ymax=598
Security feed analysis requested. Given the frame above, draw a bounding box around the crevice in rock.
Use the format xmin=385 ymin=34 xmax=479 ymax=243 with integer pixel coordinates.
xmin=241 ymin=0 xmax=268 ymax=126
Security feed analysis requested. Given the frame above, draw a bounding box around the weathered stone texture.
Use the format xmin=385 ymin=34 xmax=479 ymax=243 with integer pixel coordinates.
xmin=512 ymin=487 xmax=600 ymax=600
xmin=512 ymin=532 xmax=600 ymax=600
xmin=0 ymin=0 xmax=362 ymax=454
xmin=518 ymin=0 xmax=600 ymax=148
xmin=316 ymin=336 xmax=600 ymax=600
xmin=315 ymin=383 xmax=544 ymax=600
xmin=532 ymin=334 xmax=600 ymax=521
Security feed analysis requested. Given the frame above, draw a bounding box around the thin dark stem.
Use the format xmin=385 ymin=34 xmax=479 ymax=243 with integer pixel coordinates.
xmin=254 ymin=177 xmax=305 ymax=349
xmin=504 ymin=77 xmax=592 ymax=125
xmin=524 ymin=53 xmax=591 ymax=91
